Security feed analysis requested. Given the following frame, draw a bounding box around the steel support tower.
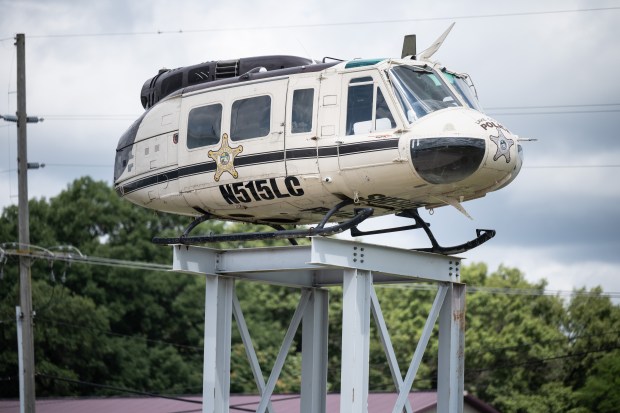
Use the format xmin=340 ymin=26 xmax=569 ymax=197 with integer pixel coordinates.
xmin=172 ymin=237 xmax=465 ymax=413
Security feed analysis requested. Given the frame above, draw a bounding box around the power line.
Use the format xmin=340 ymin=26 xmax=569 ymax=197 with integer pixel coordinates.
xmin=467 ymin=344 xmax=620 ymax=375
xmin=37 ymin=317 xmax=203 ymax=352
xmin=523 ymin=164 xmax=620 ymax=169
xmin=44 ymin=163 xmax=111 ymax=168
xmin=486 ymin=103 xmax=620 ymax=110
xmin=376 ymin=283 xmax=620 ymax=298
xmin=36 ymin=373 xmax=202 ymax=404
xmin=485 ymin=102 xmax=620 ymax=116
xmin=41 ymin=115 xmax=139 ymax=121
xmin=3 ymin=242 xmax=620 ymax=299
xmin=488 ymin=109 xmax=620 ymax=116
xmin=0 ymin=243 xmax=171 ymax=271
xmin=1 ymin=6 xmax=617 ymax=41
xmin=39 ymin=103 xmax=620 ymax=119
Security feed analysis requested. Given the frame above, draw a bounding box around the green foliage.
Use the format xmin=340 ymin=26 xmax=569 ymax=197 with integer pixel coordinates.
xmin=576 ymin=350 xmax=620 ymax=412
xmin=1 ymin=176 xmax=620 ymax=413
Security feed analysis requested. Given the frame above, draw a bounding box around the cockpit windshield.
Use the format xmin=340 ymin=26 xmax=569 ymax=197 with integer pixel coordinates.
xmin=442 ymin=71 xmax=483 ymax=112
xmin=389 ymin=65 xmax=460 ymax=123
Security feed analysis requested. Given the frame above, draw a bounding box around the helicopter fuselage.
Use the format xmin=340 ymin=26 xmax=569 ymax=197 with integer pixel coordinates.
xmin=114 ymin=57 xmax=522 ymax=226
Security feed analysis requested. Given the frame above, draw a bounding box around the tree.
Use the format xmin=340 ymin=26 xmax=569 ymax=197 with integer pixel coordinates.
xmin=577 ymin=350 xmax=620 ymax=412
xmin=2 ymin=176 xmax=620 ymax=413
xmin=0 ymin=177 xmax=305 ymax=397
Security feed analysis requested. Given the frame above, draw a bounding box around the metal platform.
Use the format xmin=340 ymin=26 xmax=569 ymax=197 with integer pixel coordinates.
xmin=172 ymin=237 xmax=465 ymax=413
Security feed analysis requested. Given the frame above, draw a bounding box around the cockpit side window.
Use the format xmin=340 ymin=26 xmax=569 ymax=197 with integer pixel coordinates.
xmin=230 ymin=95 xmax=271 ymax=141
xmin=346 ymin=77 xmax=396 ymax=135
xmin=187 ymin=103 xmax=222 ymax=149
xmin=442 ymin=71 xmax=483 ymax=111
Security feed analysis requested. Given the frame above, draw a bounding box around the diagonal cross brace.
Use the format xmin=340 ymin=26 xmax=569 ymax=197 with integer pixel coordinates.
xmin=232 ymin=293 xmax=275 ymax=413
xmin=256 ymin=289 xmax=311 ymax=413
xmin=370 ymin=288 xmax=414 ymax=413
xmin=392 ymin=285 xmax=448 ymax=413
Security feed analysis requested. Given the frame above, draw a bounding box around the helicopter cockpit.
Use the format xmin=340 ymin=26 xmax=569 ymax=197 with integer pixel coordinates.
xmin=389 ymin=63 xmax=482 ymax=122
xmin=441 ymin=70 xmax=483 ymax=112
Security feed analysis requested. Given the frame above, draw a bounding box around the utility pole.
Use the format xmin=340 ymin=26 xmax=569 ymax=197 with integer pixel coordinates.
xmin=16 ymin=32 xmax=36 ymax=413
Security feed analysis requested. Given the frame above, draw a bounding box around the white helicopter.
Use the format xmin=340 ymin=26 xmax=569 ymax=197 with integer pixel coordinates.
xmin=114 ymin=25 xmax=523 ymax=254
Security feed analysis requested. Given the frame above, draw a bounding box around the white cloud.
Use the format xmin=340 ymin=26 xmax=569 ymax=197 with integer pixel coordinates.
xmin=1 ymin=0 xmax=619 ymax=297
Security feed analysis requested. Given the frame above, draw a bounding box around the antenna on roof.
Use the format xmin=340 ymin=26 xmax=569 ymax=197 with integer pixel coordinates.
xmin=417 ymin=22 xmax=455 ymax=61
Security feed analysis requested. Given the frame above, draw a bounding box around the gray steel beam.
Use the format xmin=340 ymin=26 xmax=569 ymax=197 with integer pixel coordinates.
xmin=202 ymin=276 xmax=234 ymax=413
xmin=437 ymin=283 xmax=466 ymax=413
xmin=310 ymin=237 xmax=460 ymax=283
xmin=171 ymin=238 xmax=466 ymax=411
xmin=301 ymin=289 xmax=329 ymax=413
xmin=173 ymin=238 xmax=461 ymax=286
xmin=339 ymin=269 xmax=372 ymax=413
xmin=173 ymin=245 xmax=219 ymax=275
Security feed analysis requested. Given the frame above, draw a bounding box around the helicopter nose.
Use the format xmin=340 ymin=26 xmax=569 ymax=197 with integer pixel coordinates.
xmin=486 ymin=127 xmax=523 ymax=190
xmin=410 ymin=137 xmax=486 ymax=184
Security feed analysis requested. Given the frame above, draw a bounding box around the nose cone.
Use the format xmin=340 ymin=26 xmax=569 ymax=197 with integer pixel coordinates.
xmin=411 ymin=137 xmax=486 ymax=184
xmin=408 ymin=109 xmax=522 ymax=191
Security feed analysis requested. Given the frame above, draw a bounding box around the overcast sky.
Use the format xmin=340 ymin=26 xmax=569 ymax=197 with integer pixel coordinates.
xmin=1 ymin=0 xmax=619 ymax=296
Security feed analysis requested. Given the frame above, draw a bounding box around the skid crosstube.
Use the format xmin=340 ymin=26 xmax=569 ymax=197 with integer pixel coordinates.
xmin=152 ymin=200 xmax=372 ymax=246
xmin=153 ymin=203 xmax=495 ymax=255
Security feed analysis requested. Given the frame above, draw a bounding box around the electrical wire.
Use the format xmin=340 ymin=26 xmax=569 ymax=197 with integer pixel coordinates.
xmin=43 ymin=163 xmax=111 ymax=168
xmin=488 ymin=109 xmax=620 ymax=116
xmin=486 ymin=103 xmax=620 ymax=110
xmin=2 ymin=243 xmax=618 ymax=297
xmin=0 ymin=243 xmax=171 ymax=271
xmin=37 ymin=317 xmax=203 ymax=352
xmin=6 ymin=6 xmax=615 ymax=40
xmin=36 ymin=373 xmax=202 ymax=404
xmin=375 ymin=283 xmax=620 ymax=299
xmin=41 ymin=115 xmax=139 ymax=121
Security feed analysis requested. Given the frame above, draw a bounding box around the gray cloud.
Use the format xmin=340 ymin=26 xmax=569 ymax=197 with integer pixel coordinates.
xmin=1 ymin=0 xmax=619 ymax=292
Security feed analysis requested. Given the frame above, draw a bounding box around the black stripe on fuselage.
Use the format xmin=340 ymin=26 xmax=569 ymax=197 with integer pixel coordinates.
xmin=117 ymin=138 xmax=399 ymax=195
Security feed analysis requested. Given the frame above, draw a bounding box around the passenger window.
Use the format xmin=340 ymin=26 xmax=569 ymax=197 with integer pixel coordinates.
xmin=231 ymin=95 xmax=271 ymax=140
xmin=291 ymin=89 xmax=314 ymax=133
xmin=346 ymin=77 xmax=396 ymax=135
xmin=187 ymin=103 xmax=222 ymax=149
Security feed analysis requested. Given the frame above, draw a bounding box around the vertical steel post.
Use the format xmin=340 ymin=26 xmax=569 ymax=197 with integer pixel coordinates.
xmin=437 ymin=283 xmax=466 ymax=413
xmin=16 ymin=33 xmax=36 ymax=413
xmin=339 ymin=269 xmax=371 ymax=413
xmin=300 ymin=288 xmax=329 ymax=413
xmin=202 ymin=275 xmax=234 ymax=413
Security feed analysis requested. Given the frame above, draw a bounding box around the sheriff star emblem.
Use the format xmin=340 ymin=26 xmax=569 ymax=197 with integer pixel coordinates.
xmin=208 ymin=133 xmax=243 ymax=182
xmin=489 ymin=128 xmax=514 ymax=163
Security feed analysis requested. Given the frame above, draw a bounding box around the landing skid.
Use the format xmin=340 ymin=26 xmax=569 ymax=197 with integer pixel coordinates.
xmin=152 ymin=200 xmax=373 ymax=246
xmin=350 ymin=209 xmax=495 ymax=255
xmin=152 ymin=203 xmax=495 ymax=255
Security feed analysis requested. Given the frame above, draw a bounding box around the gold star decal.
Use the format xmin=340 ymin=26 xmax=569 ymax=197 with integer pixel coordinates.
xmin=208 ymin=133 xmax=243 ymax=182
